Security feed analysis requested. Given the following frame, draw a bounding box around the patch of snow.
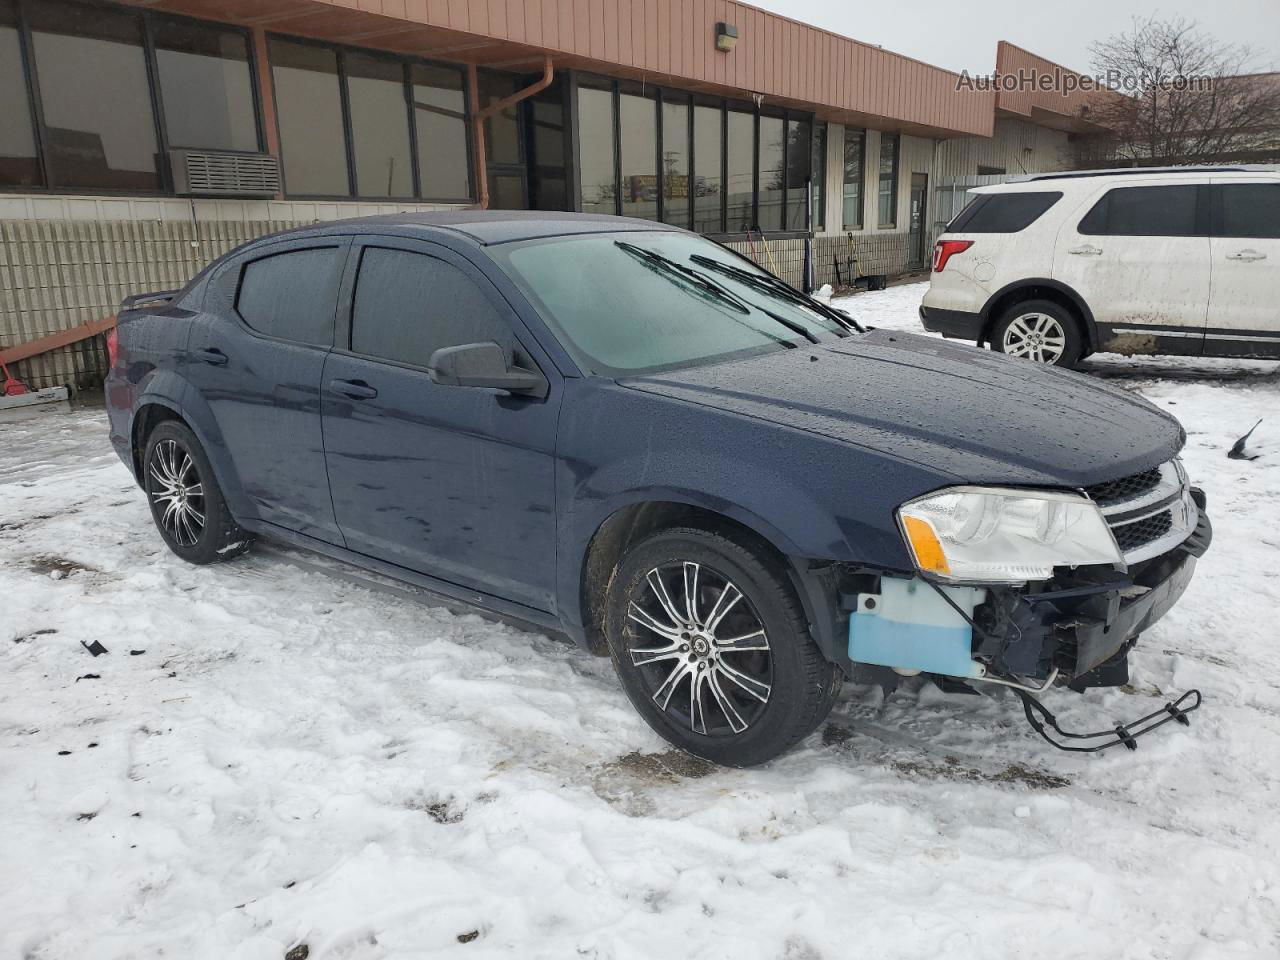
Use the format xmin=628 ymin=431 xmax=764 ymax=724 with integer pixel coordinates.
xmin=3 ymin=289 xmax=1280 ymax=958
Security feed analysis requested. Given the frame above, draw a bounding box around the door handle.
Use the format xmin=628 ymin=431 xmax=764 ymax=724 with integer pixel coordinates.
xmin=1226 ymin=249 xmax=1267 ymax=262
xmin=193 ymin=347 xmax=227 ymax=365
xmin=1068 ymin=244 xmax=1103 ymax=256
xmin=328 ymin=378 xmax=378 ymax=400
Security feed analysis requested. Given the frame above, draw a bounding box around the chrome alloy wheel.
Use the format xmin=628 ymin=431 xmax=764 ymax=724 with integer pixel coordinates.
xmin=148 ymin=439 xmax=206 ymax=547
xmin=625 ymin=561 xmax=773 ymax=737
xmin=1003 ymin=312 xmax=1067 ymax=364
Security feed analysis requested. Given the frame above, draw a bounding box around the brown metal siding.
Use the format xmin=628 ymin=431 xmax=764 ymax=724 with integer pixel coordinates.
xmin=124 ymin=0 xmax=995 ymax=137
xmin=994 ymin=41 xmax=1103 ymax=122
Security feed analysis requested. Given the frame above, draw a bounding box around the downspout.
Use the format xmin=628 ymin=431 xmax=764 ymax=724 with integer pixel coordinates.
xmin=470 ymin=55 xmax=554 ymax=209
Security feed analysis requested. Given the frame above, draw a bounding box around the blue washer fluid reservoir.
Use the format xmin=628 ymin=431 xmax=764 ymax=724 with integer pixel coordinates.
xmin=848 ymin=577 xmax=987 ymax=679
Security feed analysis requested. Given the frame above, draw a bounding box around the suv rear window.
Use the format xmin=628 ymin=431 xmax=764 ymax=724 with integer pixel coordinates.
xmin=1078 ymin=185 xmax=1202 ymax=237
xmin=1214 ymin=183 xmax=1280 ymax=239
xmin=946 ymin=191 xmax=1062 ymax=233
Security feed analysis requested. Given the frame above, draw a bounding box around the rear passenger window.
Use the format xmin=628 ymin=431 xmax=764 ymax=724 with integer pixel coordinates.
xmin=1078 ymin=185 xmax=1200 ymax=237
xmin=236 ymin=247 xmax=341 ymax=345
xmin=1215 ymin=184 xmax=1280 ymax=239
xmin=947 ymin=191 xmax=1062 ymax=233
xmin=350 ymin=247 xmax=511 ymax=368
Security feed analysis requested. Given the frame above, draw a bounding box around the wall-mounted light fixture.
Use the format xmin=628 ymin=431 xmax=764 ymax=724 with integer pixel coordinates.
xmin=715 ymin=22 xmax=738 ymax=52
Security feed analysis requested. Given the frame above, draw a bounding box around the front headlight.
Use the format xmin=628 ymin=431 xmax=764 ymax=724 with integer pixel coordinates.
xmin=897 ymin=486 xmax=1123 ymax=584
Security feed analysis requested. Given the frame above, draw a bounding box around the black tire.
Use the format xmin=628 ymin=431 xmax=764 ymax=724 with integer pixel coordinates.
xmin=143 ymin=421 xmax=253 ymax=565
xmin=991 ymin=298 xmax=1084 ymax=368
xmin=604 ymin=527 xmax=841 ymax=767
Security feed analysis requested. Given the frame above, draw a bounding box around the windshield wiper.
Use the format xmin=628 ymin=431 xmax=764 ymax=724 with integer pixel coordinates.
xmin=614 ymin=241 xmax=750 ymax=315
xmin=615 ymin=241 xmax=818 ymax=345
xmin=689 ymin=254 xmax=865 ymax=333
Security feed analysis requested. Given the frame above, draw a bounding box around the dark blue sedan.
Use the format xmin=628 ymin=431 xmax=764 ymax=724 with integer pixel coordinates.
xmin=106 ymin=212 xmax=1210 ymax=765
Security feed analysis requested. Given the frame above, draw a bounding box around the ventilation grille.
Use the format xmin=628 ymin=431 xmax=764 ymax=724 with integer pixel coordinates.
xmin=170 ymin=150 xmax=280 ymax=197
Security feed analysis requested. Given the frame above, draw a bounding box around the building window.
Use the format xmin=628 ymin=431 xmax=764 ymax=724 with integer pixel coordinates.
xmin=661 ymin=94 xmax=689 ymax=228
xmin=842 ymin=127 xmax=864 ymax=229
xmin=270 ymin=38 xmax=472 ymax=201
xmin=152 ymin=16 xmax=258 ymax=153
xmin=692 ymin=103 xmax=722 ymax=233
xmin=346 ymin=53 xmax=413 ymax=198
xmin=878 ymin=132 xmax=900 ymax=227
xmin=575 ymin=76 xmax=812 ymax=236
xmin=0 ymin=0 xmax=40 ymax=187
xmin=28 ymin=0 xmax=161 ymax=191
xmin=812 ymin=124 xmax=826 ymax=231
xmin=756 ymin=113 xmax=785 ymax=232
xmin=270 ymin=39 xmax=349 ymax=196
xmin=478 ymin=71 xmax=526 ymax=209
xmin=618 ymin=86 xmax=657 ymax=220
xmin=411 ymin=64 xmax=470 ymax=200
xmin=725 ymin=108 xmax=754 ymax=232
xmin=578 ymin=82 xmax=615 ymax=216
xmin=977 ymin=164 xmax=1006 ymax=176
xmin=785 ymin=117 xmax=811 ymax=231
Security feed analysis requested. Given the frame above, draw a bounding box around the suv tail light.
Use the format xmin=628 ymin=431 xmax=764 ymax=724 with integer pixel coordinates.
xmin=106 ymin=327 xmax=119 ymax=367
xmin=932 ymin=240 xmax=973 ymax=273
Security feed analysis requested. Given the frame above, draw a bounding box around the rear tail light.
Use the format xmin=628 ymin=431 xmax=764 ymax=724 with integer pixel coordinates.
xmin=932 ymin=240 xmax=974 ymax=273
xmin=106 ymin=327 xmax=119 ymax=367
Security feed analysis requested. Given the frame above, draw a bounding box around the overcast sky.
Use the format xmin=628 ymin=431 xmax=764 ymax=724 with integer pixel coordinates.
xmin=748 ymin=0 xmax=1280 ymax=76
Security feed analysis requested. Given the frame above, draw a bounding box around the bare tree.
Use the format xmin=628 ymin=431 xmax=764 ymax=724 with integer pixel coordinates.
xmin=1077 ymin=17 xmax=1280 ymax=167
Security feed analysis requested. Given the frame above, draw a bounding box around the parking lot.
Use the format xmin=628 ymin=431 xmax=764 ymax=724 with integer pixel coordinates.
xmin=3 ymin=281 xmax=1279 ymax=960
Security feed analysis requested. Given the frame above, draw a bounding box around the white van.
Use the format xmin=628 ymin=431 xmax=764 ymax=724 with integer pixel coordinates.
xmin=919 ymin=167 xmax=1280 ymax=366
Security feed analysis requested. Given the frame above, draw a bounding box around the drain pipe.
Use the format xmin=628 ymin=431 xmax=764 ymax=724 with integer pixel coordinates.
xmin=469 ymin=55 xmax=554 ymax=209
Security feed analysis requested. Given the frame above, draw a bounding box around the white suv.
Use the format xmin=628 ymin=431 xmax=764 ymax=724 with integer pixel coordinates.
xmin=920 ymin=167 xmax=1280 ymax=366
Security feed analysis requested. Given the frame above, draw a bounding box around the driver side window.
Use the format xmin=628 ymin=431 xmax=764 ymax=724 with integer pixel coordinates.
xmin=350 ymin=246 xmax=512 ymax=368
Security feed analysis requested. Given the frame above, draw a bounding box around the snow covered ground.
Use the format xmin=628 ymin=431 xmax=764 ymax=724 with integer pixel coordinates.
xmin=4 ymin=282 xmax=1280 ymax=960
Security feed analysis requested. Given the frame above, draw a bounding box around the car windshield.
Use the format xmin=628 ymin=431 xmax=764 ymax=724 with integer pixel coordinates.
xmin=492 ymin=231 xmax=850 ymax=377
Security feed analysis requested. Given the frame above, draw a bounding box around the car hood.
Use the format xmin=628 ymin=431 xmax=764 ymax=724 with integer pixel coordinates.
xmin=620 ymin=329 xmax=1184 ymax=487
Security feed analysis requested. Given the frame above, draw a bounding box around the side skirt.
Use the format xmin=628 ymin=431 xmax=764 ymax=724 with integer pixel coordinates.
xmin=239 ymin=519 xmax=576 ymax=645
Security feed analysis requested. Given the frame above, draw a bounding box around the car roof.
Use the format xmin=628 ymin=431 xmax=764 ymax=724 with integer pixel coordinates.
xmin=972 ymin=166 xmax=1279 ymax=194
xmin=263 ymin=210 xmax=683 ymax=246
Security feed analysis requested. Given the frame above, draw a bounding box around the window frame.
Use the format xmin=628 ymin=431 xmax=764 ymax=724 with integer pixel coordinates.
xmin=812 ymin=123 xmax=826 ymax=231
xmin=842 ymin=126 xmax=866 ymax=231
xmin=268 ymin=31 xmax=475 ymax=204
xmin=335 ymin=235 xmax=548 ymax=382
xmin=149 ymin=9 xmax=265 ymax=157
xmin=0 ymin=0 xmax=44 ymax=189
xmin=569 ymin=71 xmax=814 ymax=240
xmin=230 ymin=238 xmax=350 ymax=348
xmin=0 ymin=0 xmax=476 ymax=201
xmin=877 ymin=131 xmax=900 ymax=228
xmin=1077 ymin=183 xmax=1210 ymax=238
xmin=1210 ymin=181 xmax=1280 ymax=240
xmin=4 ymin=0 xmax=267 ymax=196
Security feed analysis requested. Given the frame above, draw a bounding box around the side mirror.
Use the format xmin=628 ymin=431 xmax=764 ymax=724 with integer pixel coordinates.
xmin=428 ymin=341 xmax=548 ymax=398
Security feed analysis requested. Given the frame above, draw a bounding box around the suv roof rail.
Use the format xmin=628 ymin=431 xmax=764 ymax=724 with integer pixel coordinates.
xmin=1014 ymin=165 xmax=1276 ymax=182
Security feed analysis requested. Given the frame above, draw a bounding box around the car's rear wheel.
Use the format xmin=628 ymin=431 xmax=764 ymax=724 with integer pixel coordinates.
xmin=604 ymin=527 xmax=841 ymax=767
xmin=143 ymin=421 xmax=253 ymax=564
xmin=991 ymin=299 xmax=1083 ymax=367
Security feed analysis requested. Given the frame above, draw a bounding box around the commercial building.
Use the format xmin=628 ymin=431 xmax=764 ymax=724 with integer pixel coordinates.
xmin=0 ymin=0 xmax=1103 ymax=388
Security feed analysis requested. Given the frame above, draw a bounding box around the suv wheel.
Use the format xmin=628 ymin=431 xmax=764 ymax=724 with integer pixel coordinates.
xmin=143 ymin=421 xmax=253 ymax=565
xmin=991 ymin=299 xmax=1083 ymax=367
xmin=604 ymin=527 xmax=841 ymax=767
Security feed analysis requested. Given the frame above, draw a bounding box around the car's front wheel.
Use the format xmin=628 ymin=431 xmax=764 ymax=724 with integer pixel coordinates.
xmin=605 ymin=527 xmax=841 ymax=767
xmin=143 ymin=421 xmax=253 ymax=564
xmin=991 ymin=299 xmax=1083 ymax=367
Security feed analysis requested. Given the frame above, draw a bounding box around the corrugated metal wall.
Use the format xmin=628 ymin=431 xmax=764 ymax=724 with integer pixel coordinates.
xmin=0 ymin=220 xmax=301 ymax=390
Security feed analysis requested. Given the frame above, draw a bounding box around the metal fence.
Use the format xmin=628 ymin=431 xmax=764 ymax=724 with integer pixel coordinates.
xmin=0 ymin=219 xmax=303 ymax=389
